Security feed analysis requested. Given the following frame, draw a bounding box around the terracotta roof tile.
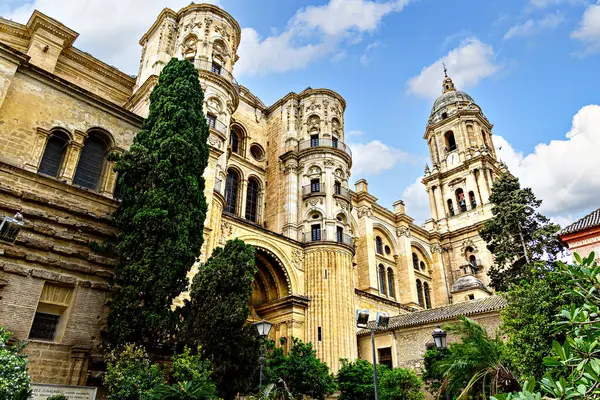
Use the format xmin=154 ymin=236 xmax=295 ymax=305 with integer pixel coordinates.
xmin=357 ymin=295 xmax=506 ymax=335
xmin=560 ymin=207 xmax=600 ymax=235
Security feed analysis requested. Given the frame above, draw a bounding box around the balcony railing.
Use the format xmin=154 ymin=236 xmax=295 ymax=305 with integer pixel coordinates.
xmin=194 ymin=59 xmax=239 ymax=92
xmin=207 ymin=118 xmax=228 ymax=137
xmin=302 ymin=230 xmax=354 ymax=247
xmin=454 ymin=260 xmax=483 ymax=278
xmin=297 ymin=138 xmax=352 ymax=157
xmin=333 ymin=186 xmax=351 ymax=201
xmin=302 ymin=185 xmax=325 ymax=198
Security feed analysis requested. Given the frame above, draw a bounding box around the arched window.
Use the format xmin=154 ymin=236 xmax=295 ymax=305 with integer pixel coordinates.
xmin=469 ymin=191 xmax=477 ymax=209
xmin=456 ymin=188 xmax=466 ymax=212
xmin=229 ymin=130 xmax=239 ymax=154
xmin=412 ymin=252 xmax=419 ymax=270
xmin=245 ymin=178 xmax=260 ymax=222
xmin=39 ymin=130 xmax=69 ymax=177
xmin=420 ymin=261 xmax=426 ymax=271
xmin=423 ymin=282 xmax=431 ymax=309
xmin=387 ymin=268 xmax=395 ymax=298
xmin=375 ymin=236 xmax=383 ymax=254
xmin=224 ymin=169 xmax=239 ymax=214
xmin=416 ymin=279 xmax=424 ymax=307
xmin=469 ymin=255 xmax=477 ymax=268
xmin=378 ymin=264 xmax=387 ymax=295
xmin=447 ymin=199 xmax=455 ymax=216
xmin=445 ymin=131 xmax=457 ymax=152
xmin=73 ymin=132 xmax=108 ymax=190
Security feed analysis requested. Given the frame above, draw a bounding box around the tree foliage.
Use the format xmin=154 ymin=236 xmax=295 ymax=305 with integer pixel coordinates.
xmin=435 ymin=316 xmax=519 ymax=399
xmin=0 ymin=326 xmax=31 ymax=400
xmin=480 ymin=174 xmax=564 ymax=291
xmin=265 ymin=338 xmax=337 ymax=400
xmin=107 ymin=58 xmax=209 ymax=349
xmin=501 ymin=264 xmax=580 ymax=382
xmin=337 ymin=359 xmax=422 ymax=400
xmin=422 ymin=347 xmax=449 ymax=396
xmin=180 ymin=239 xmax=259 ymax=399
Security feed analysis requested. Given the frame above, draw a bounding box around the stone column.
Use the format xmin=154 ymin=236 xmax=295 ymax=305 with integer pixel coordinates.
xmin=282 ymin=158 xmax=299 ymax=239
xmin=24 ymin=128 xmax=51 ymax=172
xmin=476 ymin=169 xmax=490 ymax=205
xmin=427 ymin=187 xmax=438 ymax=220
xmin=68 ymin=346 xmax=90 ymax=386
xmin=58 ymin=130 xmax=87 ymax=184
xmin=433 ymin=183 xmax=445 ymax=219
xmin=304 ymin=245 xmax=356 ymax=372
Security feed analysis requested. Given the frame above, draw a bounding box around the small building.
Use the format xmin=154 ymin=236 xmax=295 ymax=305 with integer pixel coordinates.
xmin=559 ymin=207 xmax=600 ymax=259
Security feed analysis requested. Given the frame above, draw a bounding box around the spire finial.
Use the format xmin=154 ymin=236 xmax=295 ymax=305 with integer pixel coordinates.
xmin=443 ymin=62 xmax=448 ymax=77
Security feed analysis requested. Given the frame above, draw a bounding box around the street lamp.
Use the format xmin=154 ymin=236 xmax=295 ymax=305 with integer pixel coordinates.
xmin=431 ymin=325 xmax=450 ymax=400
xmin=357 ymin=310 xmax=390 ymax=400
xmin=253 ymin=319 xmax=273 ymax=393
xmin=0 ymin=213 xmax=24 ymax=244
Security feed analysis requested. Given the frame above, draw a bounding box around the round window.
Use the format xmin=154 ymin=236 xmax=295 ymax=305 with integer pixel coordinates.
xmin=250 ymin=143 xmax=265 ymax=161
xmin=384 ymin=245 xmax=391 ymax=255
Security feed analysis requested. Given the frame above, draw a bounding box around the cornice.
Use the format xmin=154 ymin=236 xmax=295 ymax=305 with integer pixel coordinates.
xmin=424 ymin=110 xmax=493 ymax=139
xmin=26 ymin=10 xmax=78 ymax=47
xmin=126 ymin=75 xmax=159 ymax=110
xmin=422 ymin=153 xmax=499 ymax=185
xmin=197 ymin=68 xmax=239 ymax=110
xmin=266 ymin=88 xmax=347 ymax=115
xmin=0 ymin=18 xmax=30 ymax=41
xmin=60 ymin=48 xmax=135 ymax=89
xmin=0 ymin=42 xmax=30 ymax=64
xmin=355 ymin=288 xmax=416 ymax=312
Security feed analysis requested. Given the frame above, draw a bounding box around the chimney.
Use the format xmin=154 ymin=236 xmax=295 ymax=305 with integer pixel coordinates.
xmin=393 ymin=200 xmax=405 ymax=215
xmin=355 ymin=179 xmax=368 ymax=193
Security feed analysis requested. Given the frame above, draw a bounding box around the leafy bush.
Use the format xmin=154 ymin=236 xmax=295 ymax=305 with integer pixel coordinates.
xmin=0 ymin=326 xmax=31 ymax=400
xmin=47 ymin=395 xmax=68 ymax=400
xmin=379 ymin=367 xmax=423 ymax=400
xmin=103 ymin=343 xmax=165 ymax=400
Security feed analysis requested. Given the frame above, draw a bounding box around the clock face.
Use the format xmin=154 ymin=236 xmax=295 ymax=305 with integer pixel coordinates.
xmin=447 ymin=153 xmax=458 ymax=166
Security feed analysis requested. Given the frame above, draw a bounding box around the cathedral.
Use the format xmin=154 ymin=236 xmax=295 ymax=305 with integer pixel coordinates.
xmin=0 ymin=3 xmax=505 ymax=387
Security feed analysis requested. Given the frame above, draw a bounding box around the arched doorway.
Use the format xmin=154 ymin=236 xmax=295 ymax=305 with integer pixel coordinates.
xmin=250 ymin=248 xmax=290 ymax=311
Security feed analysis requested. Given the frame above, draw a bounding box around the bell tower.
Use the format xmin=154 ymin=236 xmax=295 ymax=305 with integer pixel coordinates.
xmin=422 ymin=70 xmax=506 ymax=298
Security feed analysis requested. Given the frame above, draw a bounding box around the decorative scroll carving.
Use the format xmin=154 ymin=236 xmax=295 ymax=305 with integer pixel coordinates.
xmin=431 ymin=244 xmax=443 ymax=254
xmin=396 ymin=226 xmax=410 ymax=237
xmin=291 ymin=249 xmax=304 ymax=271
xmin=357 ymin=206 xmax=372 ymax=218
xmin=219 ymin=221 xmax=233 ymax=245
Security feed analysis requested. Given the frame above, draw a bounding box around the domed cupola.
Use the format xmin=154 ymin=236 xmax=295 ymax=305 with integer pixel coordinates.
xmin=429 ymin=67 xmax=480 ymax=125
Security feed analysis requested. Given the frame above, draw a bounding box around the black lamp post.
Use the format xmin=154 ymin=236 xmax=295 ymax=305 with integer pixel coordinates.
xmin=357 ymin=310 xmax=390 ymax=400
xmin=431 ymin=325 xmax=450 ymax=400
xmin=253 ymin=319 xmax=273 ymax=393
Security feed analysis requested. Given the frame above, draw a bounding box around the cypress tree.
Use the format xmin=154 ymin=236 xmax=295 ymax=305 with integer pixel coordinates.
xmin=107 ymin=58 xmax=209 ymax=349
xmin=181 ymin=239 xmax=259 ymax=399
xmin=479 ymin=173 xmax=565 ymax=291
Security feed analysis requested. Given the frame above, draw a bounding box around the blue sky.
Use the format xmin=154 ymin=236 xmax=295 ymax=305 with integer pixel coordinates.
xmin=3 ymin=0 xmax=600 ymax=226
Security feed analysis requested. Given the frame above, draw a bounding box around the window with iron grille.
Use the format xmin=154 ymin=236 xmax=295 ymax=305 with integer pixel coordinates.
xmin=310 ymin=179 xmax=320 ymax=193
xmin=73 ymin=134 xmax=107 ymax=190
xmin=39 ymin=131 xmax=69 ymax=177
xmin=29 ymin=312 xmax=60 ymax=341
xmin=311 ymin=224 xmax=321 ymax=241
xmin=245 ymin=178 xmax=260 ymax=222
xmin=230 ymin=130 xmax=239 ymax=153
xmin=378 ymin=347 xmax=393 ymax=369
xmin=224 ymin=169 xmax=239 ymax=214
xmin=332 ymin=137 xmax=338 ymax=148
xmin=211 ymin=62 xmax=222 ymax=75
xmin=317 ymin=326 xmax=322 ymax=342
xmin=334 ymin=181 xmax=341 ymax=195
xmin=207 ymin=114 xmax=217 ymax=128
xmin=310 ymin=134 xmax=319 ymax=147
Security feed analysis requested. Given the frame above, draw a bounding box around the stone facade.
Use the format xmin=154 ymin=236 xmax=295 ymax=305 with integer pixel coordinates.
xmin=0 ymin=3 xmax=506 ymax=388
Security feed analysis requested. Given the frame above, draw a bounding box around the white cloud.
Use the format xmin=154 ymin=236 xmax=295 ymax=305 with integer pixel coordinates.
xmin=406 ymin=38 xmax=501 ymax=99
xmin=495 ymin=104 xmax=600 ymax=221
xmin=504 ymin=12 xmax=565 ymax=39
xmin=3 ymin=0 xmax=219 ymax=75
xmin=572 ymin=2 xmax=600 ymax=54
xmin=401 ymin=176 xmax=431 ymax=225
xmin=529 ymin=0 xmax=583 ymax=8
xmin=237 ymin=0 xmax=413 ymax=77
xmin=346 ymin=130 xmax=365 ymax=137
xmin=349 ymin=140 xmax=413 ymax=176
xmin=359 ymin=41 xmax=382 ymax=66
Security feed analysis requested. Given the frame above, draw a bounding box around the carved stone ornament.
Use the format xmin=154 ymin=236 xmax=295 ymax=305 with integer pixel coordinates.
xmin=324 ymin=159 xmax=335 ymax=167
xmin=460 ymin=239 xmax=477 ymax=254
xmin=307 ymin=100 xmax=321 ymax=111
xmin=396 ymin=226 xmax=410 ymax=237
xmin=219 ymin=221 xmax=233 ymax=245
xmin=357 ymin=206 xmax=372 ymax=218
xmin=308 ymin=198 xmax=323 ymax=206
xmin=208 ymin=134 xmax=222 ymax=149
xmin=291 ymin=249 xmax=304 ymax=271
xmin=182 ymin=36 xmax=197 ymax=58
xmin=431 ymin=244 xmax=443 ymax=254
xmin=308 ymin=115 xmax=320 ymax=131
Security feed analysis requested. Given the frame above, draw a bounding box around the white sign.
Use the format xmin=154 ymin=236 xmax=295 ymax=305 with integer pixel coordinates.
xmin=30 ymin=384 xmax=97 ymax=400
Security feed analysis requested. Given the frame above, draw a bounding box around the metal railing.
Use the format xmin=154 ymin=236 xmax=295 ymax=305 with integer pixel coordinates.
xmin=214 ymin=178 xmax=222 ymax=194
xmin=194 ymin=59 xmax=239 ymax=91
xmin=302 ymin=185 xmax=324 ymax=197
xmin=297 ymin=138 xmax=352 ymax=157
xmin=302 ymin=230 xmax=354 ymax=247
xmin=208 ymin=118 xmax=228 ymax=136
xmin=333 ymin=186 xmax=351 ymax=201
xmin=454 ymin=260 xmax=483 ymax=277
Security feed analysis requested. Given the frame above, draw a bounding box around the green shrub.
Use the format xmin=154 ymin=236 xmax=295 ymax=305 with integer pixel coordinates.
xmin=379 ymin=367 xmax=424 ymax=400
xmin=47 ymin=395 xmax=68 ymax=400
xmin=0 ymin=326 xmax=31 ymax=400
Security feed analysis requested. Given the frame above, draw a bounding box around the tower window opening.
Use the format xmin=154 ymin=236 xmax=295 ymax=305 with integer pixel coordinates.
xmin=336 ymin=226 xmax=343 ymax=243
xmin=416 ymin=279 xmax=424 ymax=307
xmin=39 ymin=131 xmax=69 ymax=178
xmin=469 ymin=191 xmax=477 ymax=209
xmin=211 ymin=61 xmax=222 ymax=75
xmin=378 ymin=264 xmax=387 ymax=295
xmin=332 ymin=136 xmax=338 ymax=148
xmin=334 ymin=181 xmax=341 ymax=195
xmin=447 ymin=199 xmax=455 ymax=216
xmin=245 ymin=178 xmax=260 ymax=222
xmin=317 ymin=326 xmax=322 ymax=342
xmin=375 ymin=236 xmax=383 ymax=254
xmin=311 ymin=224 xmax=321 ymax=241
xmin=412 ymin=252 xmax=419 ymax=270
xmin=445 ymin=131 xmax=457 ymax=152
xmin=387 ymin=268 xmax=395 ymax=298
xmin=423 ymin=282 xmax=432 ymax=309
xmin=324 ymin=269 xmax=328 ymax=280
xmin=442 ymin=112 xmax=448 ymax=119
xmin=207 ymin=113 xmax=217 ymax=129
xmin=310 ymin=134 xmax=319 ymax=147
xmin=229 ymin=130 xmax=239 ymax=154
xmin=456 ymin=188 xmax=467 ymax=212
xmin=224 ymin=169 xmax=240 ymax=215
xmin=310 ymin=178 xmax=320 ymax=193
xmin=420 ymin=261 xmax=426 ymax=271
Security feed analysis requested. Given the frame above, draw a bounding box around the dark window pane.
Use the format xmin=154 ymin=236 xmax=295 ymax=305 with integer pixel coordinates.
xmin=310 ymin=179 xmax=320 ymax=193
xmin=29 ymin=312 xmax=60 ymax=341
xmin=211 ymin=62 xmax=222 ymax=75
xmin=225 ymin=170 xmax=239 ymax=214
xmin=39 ymin=134 xmax=68 ymax=177
xmin=230 ymin=131 xmax=239 ymax=153
xmin=310 ymin=135 xmax=319 ymax=147
xmin=416 ymin=280 xmax=424 ymax=307
xmin=73 ymin=136 xmax=106 ymax=190
xmin=245 ymin=179 xmax=259 ymax=222
xmin=332 ymin=137 xmax=338 ymax=148
xmin=378 ymin=347 xmax=393 ymax=369
xmin=336 ymin=227 xmax=343 ymax=243
xmin=311 ymin=224 xmax=321 ymax=241
xmin=207 ymin=114 xmax=216 ymax=128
